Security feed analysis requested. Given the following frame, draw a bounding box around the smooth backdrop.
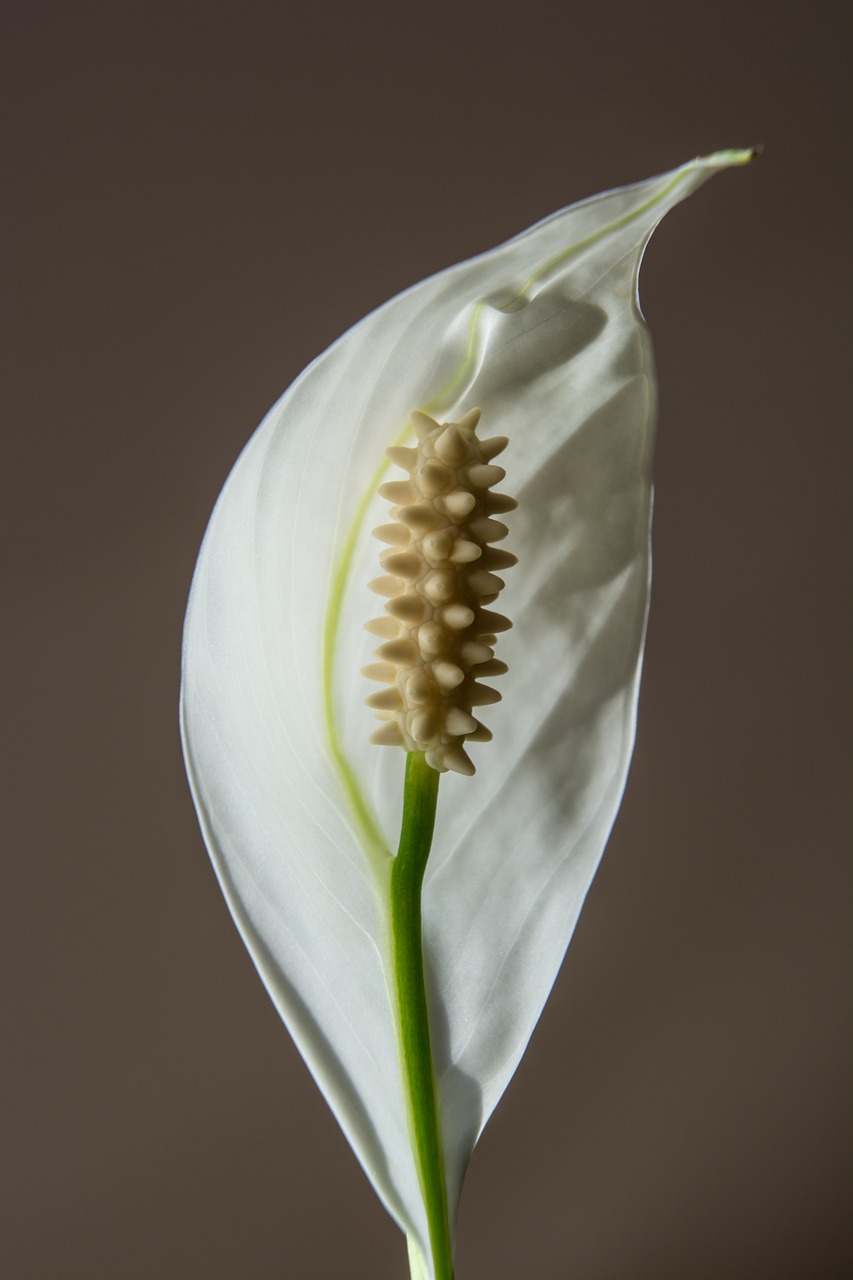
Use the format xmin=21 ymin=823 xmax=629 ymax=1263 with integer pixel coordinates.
xmin=1 ymin=3 xmax=849 ymax=1278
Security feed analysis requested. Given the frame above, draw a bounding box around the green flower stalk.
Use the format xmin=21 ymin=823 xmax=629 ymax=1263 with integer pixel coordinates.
xmin=391 ymin=752 xmax=448 ymax=1279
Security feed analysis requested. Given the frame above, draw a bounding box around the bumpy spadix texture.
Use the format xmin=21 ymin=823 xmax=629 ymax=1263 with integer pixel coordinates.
xmin=180 ymin=152 xmax=752 ymax=1278
xmin=365 ymin=408 xmax=517 ymax=775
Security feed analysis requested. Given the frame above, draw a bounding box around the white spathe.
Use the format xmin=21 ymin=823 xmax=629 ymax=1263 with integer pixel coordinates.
xmin=181 ymin=152 xmax=751 ymax=1276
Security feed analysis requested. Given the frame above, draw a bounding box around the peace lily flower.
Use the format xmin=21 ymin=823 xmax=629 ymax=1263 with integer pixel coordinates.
xmin=180 ymin=150 xmax=753 ymax=1280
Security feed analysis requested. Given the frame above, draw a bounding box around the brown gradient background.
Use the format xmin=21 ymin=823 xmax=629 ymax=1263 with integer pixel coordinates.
xmin=1 ymin=2 xmax=850 ymax=1277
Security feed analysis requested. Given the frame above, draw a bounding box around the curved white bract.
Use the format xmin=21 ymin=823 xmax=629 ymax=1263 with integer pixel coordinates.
xmin=180 ymin=152 xmax=752 ymax=1275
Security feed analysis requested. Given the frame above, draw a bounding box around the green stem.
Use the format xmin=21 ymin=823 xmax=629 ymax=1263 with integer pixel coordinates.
xmin=391 ymin=752 xmax=454 ymax=1280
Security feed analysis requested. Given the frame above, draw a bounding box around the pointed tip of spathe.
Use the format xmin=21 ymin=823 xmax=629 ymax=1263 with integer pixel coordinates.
xmin=694 ymin=145 xmax=762 ymax=170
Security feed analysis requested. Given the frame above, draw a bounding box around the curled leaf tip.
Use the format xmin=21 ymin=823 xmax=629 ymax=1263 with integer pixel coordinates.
xmin=364 ymin=410 xmax=517 ymax=776
xmin=698 ymin=145 xmax=760 ymax=167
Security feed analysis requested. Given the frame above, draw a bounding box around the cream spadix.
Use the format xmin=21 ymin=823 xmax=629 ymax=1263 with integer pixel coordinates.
xmin=180 ymin=150 xmax=754 ymax=1278
xmin=365 ymin=408 xmax=517 ymax=776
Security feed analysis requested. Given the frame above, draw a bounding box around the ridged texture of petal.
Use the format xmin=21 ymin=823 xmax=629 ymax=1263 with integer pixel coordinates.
xmin=180 ymin=151 xmax=752 ymax=1273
